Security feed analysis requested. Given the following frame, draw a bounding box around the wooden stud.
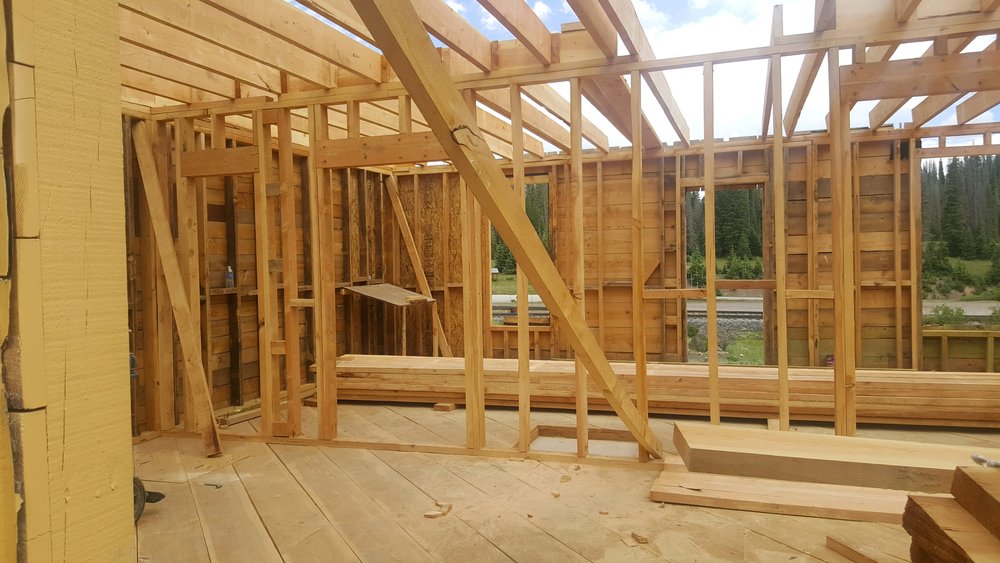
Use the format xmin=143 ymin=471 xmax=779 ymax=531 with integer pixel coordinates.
xmin=133 ymin=120 xmax=222 ymax=456
xmin=704 ymin=61 xmax=720 ymax=425
xmin=675 ymin=154 xmax=686 ymax=362
xmin=277 ymin=108 xmax=301 ymax=436
xmin=512 ymin=84 xmax=531 ymax=453
xmin=909 ymin=138 xmax=922 ymax=369
xmin=308 ymin=105 xmax=338 ymax=439
xmin=460 ymin=178 xmax=486 ymax=449
xmin=771 ymin=52 xmax=790 ymax=431
xmin=570 ymin=77 xmax=588 ymax=457
xmin=828 ymin=48 xmax=858 ymax=436
xmin=806 ymin=144 xmax=818 ymax=367
xmin=630 ymin=71 xmax=649 ymax=459
xmin=252 ymin=109 xmax=277 ymax=437
xmin=174 ymin=117 xmax=202 ymax=430
xmin=893 ymin=140 xmax=904 ymax=369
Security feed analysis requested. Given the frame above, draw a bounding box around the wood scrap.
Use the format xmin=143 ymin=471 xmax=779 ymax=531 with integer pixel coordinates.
xmin=423 ymin=502 xmax=452 ymax=519
xmin=630 ymin=531 xmax=648 ymax=544
xmin=650 ymin=465 xmax=907 ymax=523
xmin=902 ymin=495 xmax=1000 ymax=562
xmin=433 ymin=403 xmax=456 ymax=412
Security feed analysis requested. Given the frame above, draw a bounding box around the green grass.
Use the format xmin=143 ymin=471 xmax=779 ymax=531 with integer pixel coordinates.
xmin=950 ymin=258 xmax=991 ymax=279
xmin=722 ymin=332 xmax=765 ymax=365
xmin=491 ymin=274 xmax=537 ymax=295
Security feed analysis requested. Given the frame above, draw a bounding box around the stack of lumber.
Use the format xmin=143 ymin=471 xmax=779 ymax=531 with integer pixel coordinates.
xmin=649 ymin=423 xmax=1000 ymax=525
xmin=904 ymin=466 xmax=1000 ymax=561
xmin=336 ymin=354 xmax=1000 ymax=428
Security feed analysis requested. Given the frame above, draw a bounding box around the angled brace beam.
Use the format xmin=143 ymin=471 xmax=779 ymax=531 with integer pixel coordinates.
xmin=133 ymin=120 xmax=223 ymax=457
xmin=351 ymin=0 xmax=663 ymax=458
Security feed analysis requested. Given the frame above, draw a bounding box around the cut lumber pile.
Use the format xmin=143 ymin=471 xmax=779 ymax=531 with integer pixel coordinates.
xmin=904 ymin=467 xmax=1000 ymax=562
xmin=673 ymin=422 xmax=1000 ymax=493
xmin=650 ymin=462 xmax=908 ymax=523
xmin=336 ymin=355 xmax=1000 ymax=428
xmin=649 ymin=423 xmax=1000 ymax=528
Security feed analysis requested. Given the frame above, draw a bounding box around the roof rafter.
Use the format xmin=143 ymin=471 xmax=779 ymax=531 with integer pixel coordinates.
xmin=120 ymin=43 xmax=238 ymax=99
xmin=598 ymin=0 xmax=691 ymax=145
xmin=564 ymin=0 xmax=618 ymax=58
xmin=119 ymin=9 xmax=282 ymax=92
xmin=957 ymin=90 xmax=1000 ymax=124
xmin=119 ymin=0 xmax=338 ymax=87
xmin=199 ymin=0 xmax=385 ymax=83
xmin=868 ymin=37 xmax=975 ymax=130
xmin=477 ymin=0 xmax=553 ymax=66
xmin=522 ymin=84 xmax=609 ymax=151
xmin=896 ymin=0 xmax=923 ymax=22
xmin=412 ymin=0 xmax=494 ymax=71
xmin=478 ymin=88 xmax=572 ymax=151
xmin=762 ymin=6 xmax=782 ymax=138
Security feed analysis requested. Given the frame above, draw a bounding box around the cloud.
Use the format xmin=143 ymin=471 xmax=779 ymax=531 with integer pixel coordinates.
xmin=532 ymin=1 xmax=552 ymax=20
xmin=444 ymin=0 xmax=464 ymax=13
xmin=479 ymin=6 xmax=502 ymax=31
xmin=560 ymin=1 xmax=573 ymax=15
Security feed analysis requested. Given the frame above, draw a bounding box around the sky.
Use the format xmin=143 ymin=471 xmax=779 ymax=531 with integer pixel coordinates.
xmin=438 ymin=0 xmax=999 ymax=150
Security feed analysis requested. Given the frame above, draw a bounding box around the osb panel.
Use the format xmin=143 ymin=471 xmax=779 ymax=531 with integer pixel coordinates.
xmin=32 ymin=1 xmax=135 ymax=558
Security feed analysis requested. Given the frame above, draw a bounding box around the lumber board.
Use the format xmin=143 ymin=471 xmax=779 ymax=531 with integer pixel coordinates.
xmin=673 ymin=422 xmax=1000 ymax=493
xmin=951 ymin=466 xmax=1000 ymax=539
xmin=650 ymin=464 xmax=907 ymax=523
xmin=334 ymin=354 xmax=1000 ymax=428
xmin=179 ymin=146 xmax=258 ymax=177
xmin=903 ymin=495 xmax=1000 ymax=562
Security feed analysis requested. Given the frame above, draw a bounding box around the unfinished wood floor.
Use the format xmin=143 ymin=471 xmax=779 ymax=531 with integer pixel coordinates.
xmin=134 ymin=403 xmax=1000 ymax=562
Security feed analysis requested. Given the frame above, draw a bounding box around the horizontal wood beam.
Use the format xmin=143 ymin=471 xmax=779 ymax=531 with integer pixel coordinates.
xmin=120 ymin=66 xmax=225 ymax=105
xmin=916 ymin=144 xmax=1000 ymax=158
xmin=869 ymin=37 xmax=976 ymax=130
xmin=841 ymin=48 xmax=1000 ymax=102
xmin=315 ymin=132 xmax=448 ymax=167
xmin=179 ymin=146 xmax=259 ymax=177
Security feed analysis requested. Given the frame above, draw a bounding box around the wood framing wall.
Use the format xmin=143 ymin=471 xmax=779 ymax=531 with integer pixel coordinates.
xmin=126 ymin=128 xmax=924 ymax=436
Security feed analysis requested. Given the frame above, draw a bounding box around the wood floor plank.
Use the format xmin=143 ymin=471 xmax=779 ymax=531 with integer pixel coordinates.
xmin=319 ymin=446 xmax=512 ymax=561
xmin=271 ymin=443 xmax=436 ymax=562
xmin=227 ymin=441 xmax=360 ymax=561
xmin=136 ymin=481 xmax=211 ymax=563
xmin=373 ymin=449 xmax=589 ymax=561
xmin=134 ymin=437 xmax=187 ymax=484
xmin=188 ymin=465 xmax=283 ymax=563
xmin=349 ymin=402 xmax=451 ymax=445
xmin=433 ymin=453 xmax=664 ymax=561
